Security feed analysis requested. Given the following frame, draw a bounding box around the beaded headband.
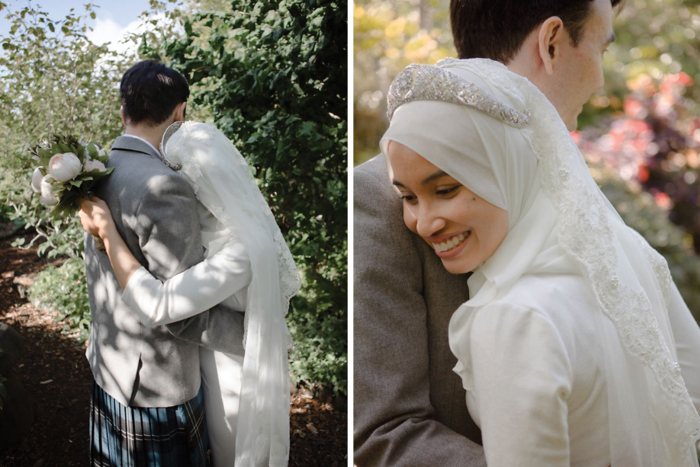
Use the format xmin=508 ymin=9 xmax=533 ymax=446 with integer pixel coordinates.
xmin=386 ymin=64 xmax=531 ymax=128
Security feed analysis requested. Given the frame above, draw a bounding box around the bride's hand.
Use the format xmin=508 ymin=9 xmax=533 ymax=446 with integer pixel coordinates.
xmin=78 ymin=196 xmax=114 ymax=239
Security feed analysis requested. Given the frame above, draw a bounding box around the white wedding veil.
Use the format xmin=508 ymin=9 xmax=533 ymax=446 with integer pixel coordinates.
xmin=381 ymin=59 xmax=700 ymax=466
xmin=161 ymin=121 xmax=301 ymax=467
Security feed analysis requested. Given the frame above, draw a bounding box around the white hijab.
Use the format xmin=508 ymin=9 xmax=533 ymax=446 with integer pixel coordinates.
xmin=381 ymin=59 xmax=700 ymax=466
xmin=162 ymin=121 xmax=300 ymax=467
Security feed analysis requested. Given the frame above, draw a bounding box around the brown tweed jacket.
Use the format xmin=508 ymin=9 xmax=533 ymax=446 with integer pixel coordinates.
xmin=354 ymin=155 xmax=485 ymax=466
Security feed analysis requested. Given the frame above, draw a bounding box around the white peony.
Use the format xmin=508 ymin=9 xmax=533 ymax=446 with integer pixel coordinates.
xmin=48 ymin=152 xmax=82 ymax=182
xmin=39 ymin=175 xmax=59 ymax=206
xmin=83 ymin=159 xmax=106 ymax=172
xmin=31 ymin=167 xmax=43 ymax=193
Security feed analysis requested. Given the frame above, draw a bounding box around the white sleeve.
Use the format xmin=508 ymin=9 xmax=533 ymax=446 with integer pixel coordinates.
xmin=467 ymin=302 xmax=572 ymax=467
xmin=668 ymin=282 xmax=700 ymax=413
xmin=121 ymin=241 xmax=252 ymax=327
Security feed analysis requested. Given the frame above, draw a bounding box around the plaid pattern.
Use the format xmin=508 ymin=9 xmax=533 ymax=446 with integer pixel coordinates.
xmin=90 ymin=380 xmax=211 ymax=466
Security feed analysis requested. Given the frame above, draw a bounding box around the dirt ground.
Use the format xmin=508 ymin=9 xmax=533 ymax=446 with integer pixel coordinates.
xmin=0 ymin=228 xmax=347 ymax=466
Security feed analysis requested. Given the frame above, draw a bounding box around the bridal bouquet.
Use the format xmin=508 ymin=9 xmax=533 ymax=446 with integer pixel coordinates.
xmin=29 ymin=135 xmax=113 ymax=217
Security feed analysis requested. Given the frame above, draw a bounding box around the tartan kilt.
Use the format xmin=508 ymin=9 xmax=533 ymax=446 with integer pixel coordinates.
xmin=90 ymin=379 xmax=211 ymax=467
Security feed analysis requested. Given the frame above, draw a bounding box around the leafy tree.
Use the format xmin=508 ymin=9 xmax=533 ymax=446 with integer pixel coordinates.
xmin=139 ymin=0 xmax=348 ymax=393
xmin=0 ymin=2 xmax=123 ymax=259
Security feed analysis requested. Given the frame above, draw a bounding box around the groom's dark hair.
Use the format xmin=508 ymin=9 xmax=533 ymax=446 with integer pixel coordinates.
xmin=120 ymin=60 xmax=190 ymax=126
xmin=450 ymin=0 xmax=623 ymax=63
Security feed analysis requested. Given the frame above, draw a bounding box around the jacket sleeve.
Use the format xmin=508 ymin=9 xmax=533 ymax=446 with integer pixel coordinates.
xmin=131 ymin=171 xmax=245 ymax=355
xmin=353 ymin=158 xmax=486 ymax=467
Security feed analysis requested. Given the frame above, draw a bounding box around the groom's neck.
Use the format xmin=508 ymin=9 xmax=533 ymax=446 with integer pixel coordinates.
xmin=123 ymin=121 xmax=172 ymax=154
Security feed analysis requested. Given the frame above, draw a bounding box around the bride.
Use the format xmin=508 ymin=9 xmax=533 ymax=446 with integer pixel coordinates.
xmin=79 ymin=121 xmax=300 ymax=467
xmin=380 ymin=59 xmax=700 ymax=466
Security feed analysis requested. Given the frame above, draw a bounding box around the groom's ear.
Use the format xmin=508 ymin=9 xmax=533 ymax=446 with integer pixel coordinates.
xmin=173 ymin=102 xmax=187 ymax=122
xmin=537 ymin=16 xmax=565 ymax=75
xmin=120 ymin=106 xmax=127 ymax=127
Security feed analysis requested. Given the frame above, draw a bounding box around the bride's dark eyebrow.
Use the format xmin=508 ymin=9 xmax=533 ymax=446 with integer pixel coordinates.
xmin=392 ymin=170 xmax=450 ymax=188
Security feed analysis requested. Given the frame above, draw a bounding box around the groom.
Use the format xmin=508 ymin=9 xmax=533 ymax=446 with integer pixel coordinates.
xmin=84 ymin=60 xmax=245 ymax=464
xmin=354 ymin=0 xmax=619 ymax=464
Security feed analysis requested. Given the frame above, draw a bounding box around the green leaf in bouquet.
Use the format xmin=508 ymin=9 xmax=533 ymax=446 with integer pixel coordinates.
xmin=85 ymin=142 xmax=103 ymax=161
xmin=74 ymin=174 xmax=94 ymax=181
xmin=69 ymin=180 xmax=83 ymax=188
xmin=51 ymin=191 xmax=83 ymax=217
xmin=37 ymin=149 xmax=53 ymax=168
xmin=49 ymin=181 xmax=62 ymax=196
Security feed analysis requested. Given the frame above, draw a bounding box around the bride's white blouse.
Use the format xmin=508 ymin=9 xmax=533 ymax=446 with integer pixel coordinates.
xmin=455 ymin=272 xmax=700 ymax=467
xmin=121 ymin=202 xmax=251 ymax=327
xmin=121 ymin=243 xmax=250 ymax=326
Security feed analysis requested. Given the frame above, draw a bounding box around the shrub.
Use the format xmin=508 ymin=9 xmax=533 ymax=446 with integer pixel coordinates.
xmin=28 ymin=258 xmax=91 ymax=342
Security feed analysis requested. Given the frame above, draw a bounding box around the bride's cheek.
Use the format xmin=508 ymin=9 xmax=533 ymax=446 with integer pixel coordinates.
xmin=403 ymin=208 xmax=418 ymax=234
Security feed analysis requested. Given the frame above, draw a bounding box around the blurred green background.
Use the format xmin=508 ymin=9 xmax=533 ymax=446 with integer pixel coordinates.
xmin=354 ymin=0 xmax=700 ymax=322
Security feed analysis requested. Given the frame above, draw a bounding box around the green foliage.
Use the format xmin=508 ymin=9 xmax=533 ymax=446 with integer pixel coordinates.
xmin=7 ymin=181 xmax=85 ymax=260
xmin=0 ymin=3 xmax=123 ymax=261
xmin=28 ymin=258 xmax=91 ymax=342
xmin=139 ymin=0 xmax=348 ymax=393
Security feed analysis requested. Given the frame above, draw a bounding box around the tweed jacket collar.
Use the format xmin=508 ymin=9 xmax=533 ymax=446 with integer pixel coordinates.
xmin=111 ymin=134 xmax=162 ymax=161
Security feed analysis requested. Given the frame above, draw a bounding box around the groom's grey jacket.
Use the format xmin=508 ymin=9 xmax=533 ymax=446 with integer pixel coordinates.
xmin=85 ymin=135 xmax=245 ymax=408
xmin=354 ymin=156 xmax=485 ymax=466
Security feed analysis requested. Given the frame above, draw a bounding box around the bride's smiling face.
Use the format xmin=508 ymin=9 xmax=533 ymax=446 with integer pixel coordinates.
xmin=387 ymin=141 xmax=509 ymax=274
